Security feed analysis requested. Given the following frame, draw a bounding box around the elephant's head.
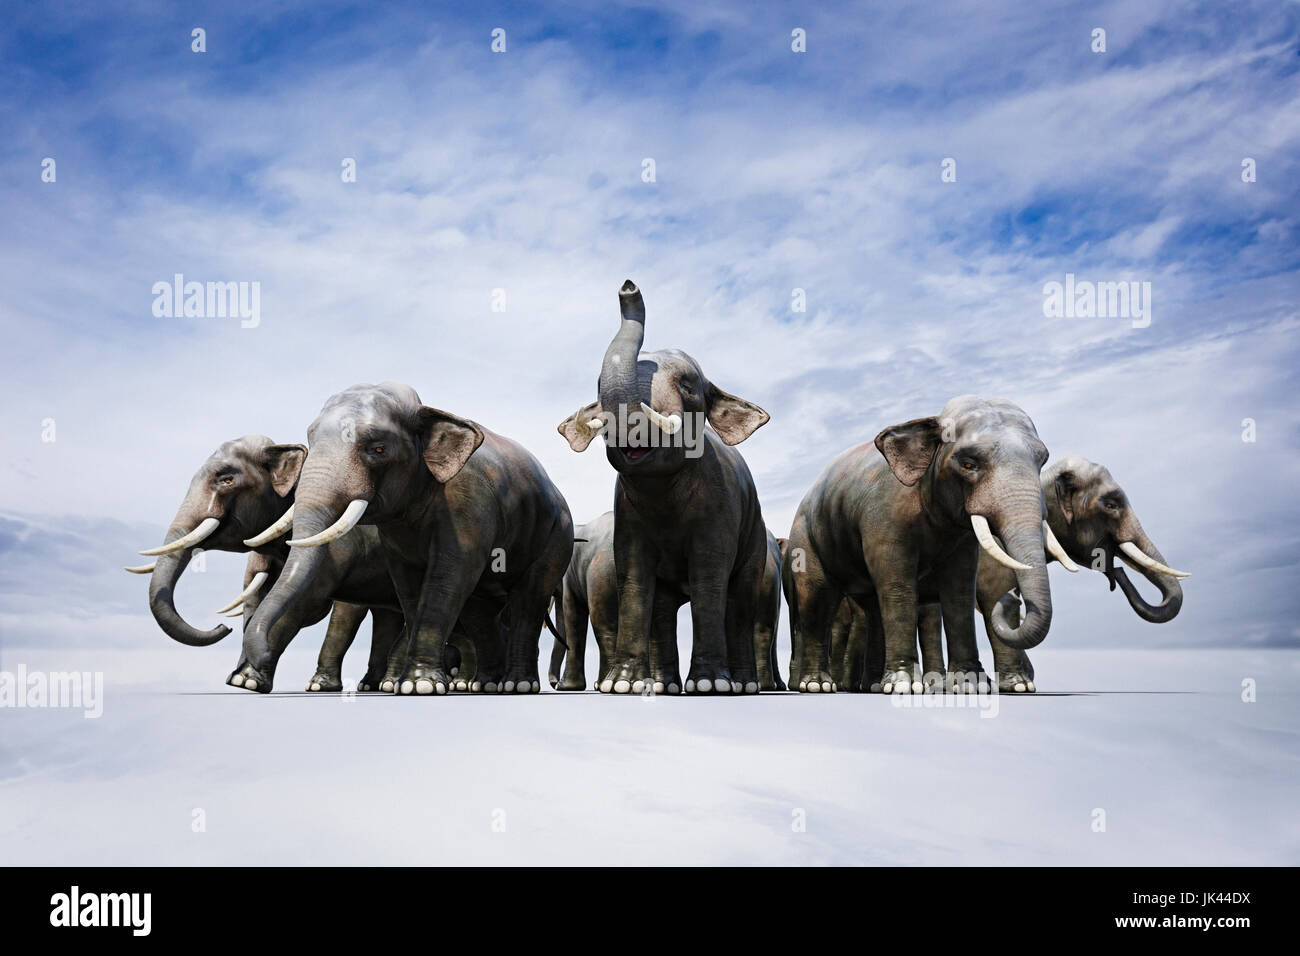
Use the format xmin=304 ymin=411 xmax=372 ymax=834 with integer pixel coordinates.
xmin=1046 ymin=456 xmax=1188 ymax=623
xmin=133 ymin=435 xmax=305 ymax=646
xmin=875 ymin=395 xmax=1054 ymax=650
xmin=557 ymin=280 xmax=768 ymax=475
xmin=241 ymin=383 xmax=481 ymax=651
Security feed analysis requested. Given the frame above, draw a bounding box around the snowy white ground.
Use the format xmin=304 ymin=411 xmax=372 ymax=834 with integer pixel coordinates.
xmin=2 ymin=644 xmax=1298 ymax=865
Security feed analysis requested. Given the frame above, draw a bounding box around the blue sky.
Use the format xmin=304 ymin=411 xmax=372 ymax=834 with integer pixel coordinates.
xmin=1 ymin=0 xmax=1298 ymax=657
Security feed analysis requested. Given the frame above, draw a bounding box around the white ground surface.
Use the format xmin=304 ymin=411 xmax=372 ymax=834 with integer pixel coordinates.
xmin=2 ymin=645 xmax=1297 ymax=865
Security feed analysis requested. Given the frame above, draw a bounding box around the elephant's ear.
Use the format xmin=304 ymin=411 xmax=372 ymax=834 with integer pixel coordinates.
xmin=416 ymin=407 xmax=484 ymax=483
xmin=263 ymin=444 xmax=307 ymax=497
xmin=1054 ymin=469 xmax=1079 ymax=524
xmin=874 ymin=417 xmax=943 ymax=487
xmin=557 ymin=400 xmax=604 ymax=453
xmin=706 ymin=383 xmax=769 ymax=445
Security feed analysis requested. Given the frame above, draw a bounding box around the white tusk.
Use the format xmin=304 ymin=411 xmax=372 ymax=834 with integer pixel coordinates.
xmin=123 ymin=562 xmax=156 ymax=574
xmin=1118 ymin=541 xmax=1190 ymax=579
xmin=288 ymin=499 xmax=368 ymax=548
xmin=216 ymin=571 xmax=268 ymax=614
xmin=586 ymin=417 xmax=605 ymax=433
xmin=222 ymin=607 xmax=245 ymax=618
xmin=970 ymin=515 xmax=1034 ymax=572
xmin=639 ymin=402 xmax=682 ymax=435
xmin=1042 ymin=520 xmax=1080 ymax=572
xmin=243 ymin=505 xmax=295 ymax=547
xmin=139 ymin=517 xmax=220 ymax=556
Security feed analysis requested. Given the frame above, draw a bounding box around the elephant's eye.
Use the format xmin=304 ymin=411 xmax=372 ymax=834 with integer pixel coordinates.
xmin=369 ymin=444 xmax=386 ymax=457
xmin=960 ymin=459 xmax=977 ymax=470
xmin=218 ymin=475 xmax=235 ymax=487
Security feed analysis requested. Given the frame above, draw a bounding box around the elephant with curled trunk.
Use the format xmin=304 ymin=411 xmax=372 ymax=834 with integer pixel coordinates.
xmin=127 ymin=435 xmax=407 ymax=692
xmin=914 ymin=454 xmax=1189 ymax=692
xmin=241 ymin=382 xmax=573 ymax=696
xmin=786 ymin=395 xmax=1057 ymax=694
xmin=557 ymin=280 xmax=771 ymax=694
xmin=548 ymin=514 xmax=785 ymax=692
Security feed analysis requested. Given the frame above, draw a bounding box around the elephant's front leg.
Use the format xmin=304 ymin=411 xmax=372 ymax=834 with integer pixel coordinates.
xmin=917 ymin=602 xmax=945 ymax=691
xmin=937 ymin=547 xmax=989 ymax=693
xmin=359 ymin=609 xmax=403 ymax=691
xmin=648 ymin=586 xmax=682 ymax=694
xmin=307 ymin=602 xmax=368 ymax=692
xmin=984 ymin=599 xmax=1035 ymax=692
xmin=874 ymin=572 xmax=922 ymax=695
xmin=685 ymin=556 xmax=734 ymax=695
xmin=602 ymin=536 xmax=656 ymax=694
xmin=396 ymin=554 xmax=481 ymax=696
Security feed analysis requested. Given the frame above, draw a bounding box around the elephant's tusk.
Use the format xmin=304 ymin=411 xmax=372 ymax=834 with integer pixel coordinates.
xmin=288 ymin=499 xmax=368 ymax=548
xmin=123 ymin=562 xmax=157 ymax=574
xmin=1042 ymin=520 xmax=1080 ymax=572
xmin=139 ymin=517 xmax=220 ymax=556
xmin=222 ymin=607 xmax=245 ymax=618
xmin=243 ymin=505 xmax=295 ymax=547
xmin=639 ymin=402 xmax=682 ymax=435
xmin=970 ymin=515 xmax=1034 ymax=572
xmin=216 ymin=571 xmax=268 ymax=614
xmin=1118 ymin=541 xmax=1190 ymax=579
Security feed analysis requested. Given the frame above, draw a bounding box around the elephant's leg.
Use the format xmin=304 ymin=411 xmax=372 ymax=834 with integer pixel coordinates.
xmin=862 ymin=599 xmax=886 ymax=692
xmin=307 ymin=602 xmax=368 ymax=692
xmin=394 ymin=555 xmax=479 ymax=696
xmin=648 ymin=587 xmax=683 ymax=694
xmin=793 ymin=566 xmax=839 ymax=694
xmin=874 ymin=572 xmax=922 ymax=695
xmin=985 ymin=597 xmax=1035 ymax=692
xmin=839 ymin=596 xmax=871 ymax=692
xmin=498 ymin=579 xmax=553 ymax=696
xmin=454 ymin=598 xmax=503 ymax=692
xmin=227 ymin=601 xmax=324 ymax=692
xmin=724 ymin=569 xmax=762 ymax=694
xmin=685 ymin=554 xmax=736 ymax=695
xmin=754 ymin=618 xmax=780 ymax=691
xmin=937 ymin=548 xmax=989 ymax=693
xmin=359 ymin=609 xmax=403 ymax=691
xmin=602 ymin=527 xmax=657 ymax=695
xmin=917 ymin=601 xmax=945 ymax=691
xmin=829 ymin=603 xmax=850 ymax=687
xmin=554 ymin=582 xmax=590 ymax=691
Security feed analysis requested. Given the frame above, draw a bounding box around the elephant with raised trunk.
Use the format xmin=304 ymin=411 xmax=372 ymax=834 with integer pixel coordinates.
xmin=786 ymin=396 xmax=1058 ymax=694
xmin=127 ymin=435 xmax=405 ymax=692
xmin=548 ymin=514 xmax=784 ymax=692
xmin=557 ymin=280 xmax=771 ymax=695
xmin=241 ymin=382 xmax=573 ymax=696
xmin=915 ymin=454 xmax=1189 ymax=692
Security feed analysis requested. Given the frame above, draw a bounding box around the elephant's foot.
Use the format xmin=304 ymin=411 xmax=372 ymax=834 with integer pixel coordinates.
xmin=649 ymin=665 xmax=682 ymax=695
xmin=227 ymin=660 xmax=273 ymax=694
xmin=599 ymin=659 xmax=654 ymax=694
xmin=395 ymin=663 xmax=451 ymax=696
xmin=305 ymin=670 xmax=343 ymax=693
xmin=996 ymin=669 xmax=1036 ymax=693
xmin=921 ymin=670 xmax=945 ymax=693
xmin=757 ymin=675 xmax=786 ymax=692
xmin=357 ymin=670 xmax=386 ymax=692
xmin=881 ymin=667 xmax=922 ymax=694
xmin=499 ymin=666 xmax=542 ymax=694
xmin=552 ymin=673 xmax=589 ymax=692
xmin=797 ymin=669 xmax=835 ymax=693
xmin=685 ymin=662 xmax=743 ymax=694
xmin=946 ymin=664 xmax=992 ymax=694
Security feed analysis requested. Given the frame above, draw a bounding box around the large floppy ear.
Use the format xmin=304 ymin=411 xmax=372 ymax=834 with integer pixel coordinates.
xmin=557 ymin=400 xmax=605 ymax=453
xmin=416 ymin=407 xmax=484 ymax=483
xmin=263 ymin=444 xmax=307 ymax=497
xmin=874 ymin=416 xmax=943 ymax=487
xmin=705 ymin=383 xmax=769 ymax=445
xmin=1053 ymin=468 xmax=1079 ymax=524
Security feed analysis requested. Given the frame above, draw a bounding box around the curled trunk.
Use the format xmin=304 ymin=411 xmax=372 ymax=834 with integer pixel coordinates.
xmin=148 ymin=525 xmax=230 ymax=646
xmin=1112 ymin=519 xmax=1183 ymax=623
xmin=988 ymin=517 xmax=1053 ymax=649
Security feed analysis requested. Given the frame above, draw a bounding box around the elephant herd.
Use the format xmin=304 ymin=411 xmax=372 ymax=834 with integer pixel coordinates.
xmin=127 ymin=280 xmax=1188 ymax=696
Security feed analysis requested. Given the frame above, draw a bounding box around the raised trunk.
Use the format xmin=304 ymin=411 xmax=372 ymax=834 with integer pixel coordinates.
xmin=599 ymin=281 xmax=647 ymax=411
xmin=1112 ymin=519 xmax=1183 ymax=623
xmin=148 ymin=525 xmax=230 ymax=646
xmin=988 ymin=517 xmax=1053 ymax=649
xmin=242 ymin=505 xmax=333 ymax=667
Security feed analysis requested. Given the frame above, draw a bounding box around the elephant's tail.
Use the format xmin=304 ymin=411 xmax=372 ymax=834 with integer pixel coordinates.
xmin=546 ymin=588 xmax=568 ymax=688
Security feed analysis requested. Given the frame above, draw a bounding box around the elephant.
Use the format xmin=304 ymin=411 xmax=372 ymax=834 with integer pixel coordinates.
xmin=785 ymin=395 xmax=1060 ymax=694
xmin=548 ymin=514 xmax=784 ymax=692
xmin=126 ymin=434 xmax=406 ymax=692
xmin=912 ymin=454 xmax=1189 ymax=692
xmin=557 ymin=280 xmax=772 ymax=695
xmin=240 ymin=381 xmax=573 ymax=696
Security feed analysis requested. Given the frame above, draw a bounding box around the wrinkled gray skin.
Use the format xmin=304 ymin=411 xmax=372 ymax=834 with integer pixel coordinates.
xmin=558 ymin=281 xmax=771 ymax=694
xmin=914 ymin=455 xmax=1185 ymax=692
xmin=786 ymin=396 xmax=1054 ymax=694
xmin=242 ymin=382 xmax=573 ymax=696
xmin=549 ymin=515 xmax=784 ymax=691
xmin=140 ymin=435 xmax=404 ymax=692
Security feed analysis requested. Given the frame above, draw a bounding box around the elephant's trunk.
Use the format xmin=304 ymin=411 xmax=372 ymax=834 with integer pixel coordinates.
xmin=599 ymin=280 xmax=646 ymax=411
xmin=242 ymin=504 xmax=333 ymax=667
xmin=1112 ymin=517 xmax=1183 ymax=623
xmin=148 ymin=525 xmax=231 ymax=646
xmin=987 ymin=508 xmax=1053 ymax=650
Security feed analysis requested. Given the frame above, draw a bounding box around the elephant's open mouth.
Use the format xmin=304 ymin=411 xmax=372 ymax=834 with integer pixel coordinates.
xmin=625 ymin=447 xmax=653 ymax=463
